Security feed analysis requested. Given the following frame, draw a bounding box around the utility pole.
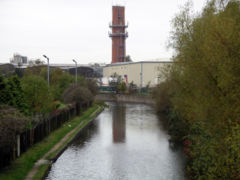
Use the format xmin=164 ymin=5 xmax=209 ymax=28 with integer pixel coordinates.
xmin=72 ymin=59 xmax=77 ymax=83
xmin=43 ymin=55 xmax=50 ymax=86
xmin=140 ymin=62 xmax=143 ymax=92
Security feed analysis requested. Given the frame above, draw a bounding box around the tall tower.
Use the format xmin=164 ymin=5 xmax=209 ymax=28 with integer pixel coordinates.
xmin=109 ymin=5 xmax=128 ymax=64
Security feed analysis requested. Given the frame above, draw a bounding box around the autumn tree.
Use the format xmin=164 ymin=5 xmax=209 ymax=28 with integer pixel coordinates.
xmin=156 ymin=0 xmax=240 ymax=179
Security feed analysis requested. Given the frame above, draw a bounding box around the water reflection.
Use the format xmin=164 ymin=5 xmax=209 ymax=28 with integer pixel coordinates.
xmin=112 ymin=103 xmax=126 ymax=143
xmin=70 ymin=119 xmax=98 ymax=148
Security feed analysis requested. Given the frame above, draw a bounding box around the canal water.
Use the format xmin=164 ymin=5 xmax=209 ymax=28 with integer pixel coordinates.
xmin=45 ymin=102 xmax=186 ymax=180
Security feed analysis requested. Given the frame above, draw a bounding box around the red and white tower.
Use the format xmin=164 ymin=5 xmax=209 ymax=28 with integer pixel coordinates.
xmin=109 ymin=4 xmax=128 ymax=64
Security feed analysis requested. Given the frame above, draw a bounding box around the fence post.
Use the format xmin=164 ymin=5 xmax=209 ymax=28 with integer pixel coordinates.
xmin=17 ymin=135 xmax=20 ymax=157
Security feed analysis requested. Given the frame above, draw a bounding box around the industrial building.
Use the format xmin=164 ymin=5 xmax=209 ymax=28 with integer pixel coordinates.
xmin=103 ymin=60 xmax=172 ymax=88
xmin=10 ymin=53 xmax=28 ymax=65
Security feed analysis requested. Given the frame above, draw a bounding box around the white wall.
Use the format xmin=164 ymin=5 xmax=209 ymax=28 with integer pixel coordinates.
xmin=103 ymin=61 xmax=172 ymax=87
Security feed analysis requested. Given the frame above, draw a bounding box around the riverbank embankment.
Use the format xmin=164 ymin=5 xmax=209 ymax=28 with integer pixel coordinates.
xmin=0 ymin=104 xmax=104 ymax=180
xmin=95 ymin=93 xmax=155 ymax=105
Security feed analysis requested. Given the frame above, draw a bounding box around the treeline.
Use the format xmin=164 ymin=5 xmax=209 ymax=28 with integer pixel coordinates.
xmin=0 ymin=66 xmax=98 ymax=167
xmin=153 ymin=0 xmax=240 ymax=179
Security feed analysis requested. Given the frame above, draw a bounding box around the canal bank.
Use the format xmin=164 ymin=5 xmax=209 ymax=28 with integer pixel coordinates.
xmin=0 ymin=104 xmax=104 ymax=180
xmin=95 ymin=93 xmax=155 ymax=105
xmin=28 ymin=105 xmax=104 ymax=180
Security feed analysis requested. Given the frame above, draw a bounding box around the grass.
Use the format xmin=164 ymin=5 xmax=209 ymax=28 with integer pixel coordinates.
xmin=32 ymin=163 xmax=50 ymax=180
xmin=54 ymin=101 xmax=71 ymax=109
xmin=0 ymin=104 xmax=102 ymax=180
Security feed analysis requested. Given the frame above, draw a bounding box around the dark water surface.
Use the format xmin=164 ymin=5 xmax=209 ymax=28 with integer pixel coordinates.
xmin=45 ymin=102 xmax=186 ymax=180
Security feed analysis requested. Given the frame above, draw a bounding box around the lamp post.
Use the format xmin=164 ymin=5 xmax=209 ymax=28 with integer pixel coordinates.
xmin=43 ymin=55 xmax=50 ymax=86
xmin=140 ymin=62 xmax=143 ymax=93
xmin=72 ymin=59 xmax=77 ymax=83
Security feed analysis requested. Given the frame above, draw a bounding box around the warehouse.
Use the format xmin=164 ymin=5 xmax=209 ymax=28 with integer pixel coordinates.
xmin=103 ymin=60 xmax=173 ymax=88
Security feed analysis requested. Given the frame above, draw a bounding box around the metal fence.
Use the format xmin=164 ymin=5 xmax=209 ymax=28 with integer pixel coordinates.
xmin=0 ymin=101 xmax=91 ymax=169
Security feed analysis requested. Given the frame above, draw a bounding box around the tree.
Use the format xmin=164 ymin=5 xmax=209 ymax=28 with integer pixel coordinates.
xmin=152 ymin=81 xmax=171 ymax=113
xmin=34 ymin=59 xmax=44 ymax=65
xmin=77 ymin=75 xmax=87 ymax=87
xmin=48 ymin=68 xmax=74 ymax=101
xmin=128 ymin=81 xmax=137 ymax=94
xmin=51 ymin=73 xmax=74 ymax=101
xmin=0 ymin=105 xmax=30 ymax=148
xmin=86 ymin=79 xmax=99 ymax=96
xmin=7 ymin=75 xmax=27 ymax=114
xmin=62 ymin=83 xmax=93 ymax=105
xmin=109 ymin=73 xmax=122 ymax=93
xmin=24 ymin=66 xmax=47 ymax=78
xmin=165 ymin=0 xmax=240 ymax=179
xmin=0 ymin=75 xmax=27 ymax=114
xmin=125 ymin=55 xmax=132 ymax=62
xmin=21 ymin=75 xmax=52 ymax=114
xmin=50 ymin=68 xmax=65 ymax=85
xmin=0 ymin=74 xmax=10 ymax=105
xmin=117 ymin=81 xmax=127 ymax=93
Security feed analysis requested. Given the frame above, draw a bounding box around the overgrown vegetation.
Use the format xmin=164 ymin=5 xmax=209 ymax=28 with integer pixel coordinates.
xmin=21 ymin=75 xmax=52 ymax=115
xmin=0 ymin=105 xmax=100 ymax=180
xmin=153 ymin=0 xmax=240 ymax=179
xmin=0 ymin=75 xmax=27 ymax=114
xmin=0 ymin=65 xmax=98 ymax=170
xmin=63 ymin=84 xmax=93 ymax=105
xmin=0 ymin=105 xmax=30 ymax=148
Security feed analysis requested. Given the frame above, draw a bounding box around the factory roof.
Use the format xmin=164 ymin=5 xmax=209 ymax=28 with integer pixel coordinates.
xmin=105 ymin=59 xmax=173 ymax=67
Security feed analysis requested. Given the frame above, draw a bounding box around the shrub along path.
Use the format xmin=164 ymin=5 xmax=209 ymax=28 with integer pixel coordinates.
xmin=0 ymin=104 xmax=104 ymax=180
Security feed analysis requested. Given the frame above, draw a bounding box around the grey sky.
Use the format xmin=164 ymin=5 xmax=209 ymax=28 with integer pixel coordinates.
xmin=0 ymin=0 xmax=206 ymax=64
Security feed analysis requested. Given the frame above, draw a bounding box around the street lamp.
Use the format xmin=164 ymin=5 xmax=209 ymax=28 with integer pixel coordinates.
xmin=43 ymin=55 xmax=50 ymax=86
xmin=72 ymin=59 xmax=77 ymax=83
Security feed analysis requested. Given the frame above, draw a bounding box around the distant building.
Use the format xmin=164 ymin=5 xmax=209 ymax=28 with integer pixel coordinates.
xmin=22 ymin=56 xmax=28 ymax=64
xmin=28 ymin=59 xmax=45 ymax=66
xmin=103 ymin=60 xmax=173 ymax=88
xmin=50 ymin=64 xmax=102 ymax=78
xmin=10 ymin=53 xmax=28 ymax=65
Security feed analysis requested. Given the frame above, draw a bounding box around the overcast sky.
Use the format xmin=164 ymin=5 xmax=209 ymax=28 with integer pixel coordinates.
xmin=0 ymin=0 xmax=207 ymax=64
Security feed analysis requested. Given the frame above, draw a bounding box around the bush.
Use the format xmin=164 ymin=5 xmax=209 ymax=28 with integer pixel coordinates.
xmin=152 ymin=81 xmax=171 ymax=113
xmin=0 ymin=105 xmax=30 ymax=148
xmin=86 ymin=79 xmax=98 ymax=96
xmin=117 ymin=81 xmax=127 ymax=94
xmin=128 ymin=81 xmax=137 ymax=94
xmin=62 ymin=83 xmax=93 ymax=105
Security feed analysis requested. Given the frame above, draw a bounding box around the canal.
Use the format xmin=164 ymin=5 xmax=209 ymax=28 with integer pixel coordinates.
xmin=45 ymin=102 xmax=186 ymax=180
